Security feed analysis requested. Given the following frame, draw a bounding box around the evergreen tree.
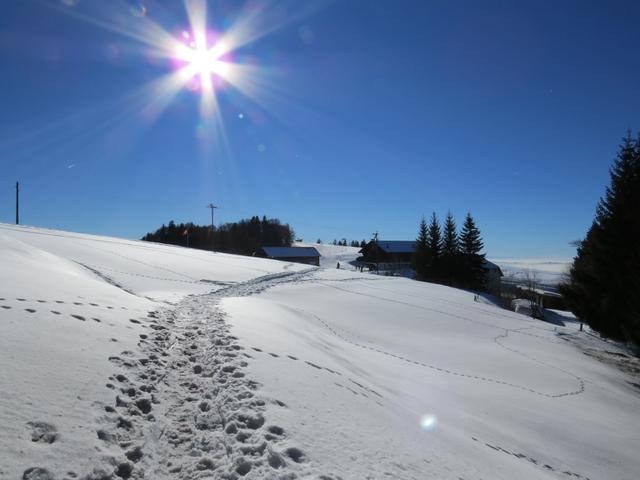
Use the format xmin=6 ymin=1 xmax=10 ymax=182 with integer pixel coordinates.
xmin=412 ymin=217 xmax=429 ymax=280
xmin=442 ymin=211 xmax=460 ymax=285
xmin=426 ymin=212 xmax=442 ymax=280
xmin=459 ymin=213 xmax=486 ymax=290
xmin=560 ymin=133 xmax=640 ymax=344
xmin=141 ymin=216 xmax=294 ymax=256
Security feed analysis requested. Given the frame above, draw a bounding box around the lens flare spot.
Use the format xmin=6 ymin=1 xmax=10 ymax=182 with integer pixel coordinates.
xmin=129 ymin=1 xmax=147 ymax=18
xmin=419 ymin=414 xmax=438 ymax=431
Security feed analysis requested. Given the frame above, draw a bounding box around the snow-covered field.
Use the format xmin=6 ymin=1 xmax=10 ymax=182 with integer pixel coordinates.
xmin=1 ymin=224 xmax=638 ymax=480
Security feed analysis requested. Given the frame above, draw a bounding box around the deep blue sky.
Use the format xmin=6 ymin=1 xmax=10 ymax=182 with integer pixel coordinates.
xmin=1 ymin=0 xmax=639 ymax=257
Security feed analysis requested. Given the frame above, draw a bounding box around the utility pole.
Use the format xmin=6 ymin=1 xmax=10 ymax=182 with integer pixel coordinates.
xmin=207 ymin=203 xmax=218 ymax=252
xmin=372 ymin=231 xmax=379 ymax=274
xmin=15 ymin=181 xmax=19 ymax=225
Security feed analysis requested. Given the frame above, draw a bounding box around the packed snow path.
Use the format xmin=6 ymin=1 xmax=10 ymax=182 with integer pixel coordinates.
xmin=90 ymin=269 xmax=318 ymax=479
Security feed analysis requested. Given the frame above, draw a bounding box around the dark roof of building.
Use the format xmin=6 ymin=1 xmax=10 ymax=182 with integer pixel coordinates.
xmin=375 ymin=240 xmax=416 ymax=253
xmin=260 ymin=246 xmax=320 ymax=258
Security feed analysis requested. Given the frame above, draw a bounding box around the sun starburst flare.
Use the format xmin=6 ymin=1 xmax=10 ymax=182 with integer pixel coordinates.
xmin=45 ymin=0 xmax=330 ymax=160
xmin=52 ymin=0 xmax=274 ymax=139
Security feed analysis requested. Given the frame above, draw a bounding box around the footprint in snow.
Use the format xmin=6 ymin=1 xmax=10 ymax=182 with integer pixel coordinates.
xmin=22 ymin=467 xmax=55 ymax=480
xmin=27 ymin=421 xmax=57 ymax=444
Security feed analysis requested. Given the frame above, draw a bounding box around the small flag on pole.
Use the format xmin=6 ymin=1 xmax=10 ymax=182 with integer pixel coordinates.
xmin=182 ymin=229 xmax=189 ymax=236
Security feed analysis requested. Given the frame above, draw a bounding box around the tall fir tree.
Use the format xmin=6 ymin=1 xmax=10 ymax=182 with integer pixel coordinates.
xmin=442 ymin=211 xmax=460 ymax=285
xmin=459 ymin=213 xmax=486 ymax=290
xmin=426 ymin=212 xmax=442 ymax=280
xmin=560 ymin=133 xmax=640 ymax=344
xmin=412 ymin=216 xmax=429 ymax=280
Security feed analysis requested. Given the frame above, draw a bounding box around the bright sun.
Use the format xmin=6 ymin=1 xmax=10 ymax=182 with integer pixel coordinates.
xmin=174 ymin=34 xmax=231 ymax=90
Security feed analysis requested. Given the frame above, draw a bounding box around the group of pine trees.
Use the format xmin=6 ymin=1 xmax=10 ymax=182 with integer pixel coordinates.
xmin=319 ymin=238 xmax=367 ymax=248
xmin=412 ymin=212 xmax=486 ymax=290
xmin=142 ymin=216 xmax=294 ymax=256
xmin=560 ymin=133 xmax=640 ymax=346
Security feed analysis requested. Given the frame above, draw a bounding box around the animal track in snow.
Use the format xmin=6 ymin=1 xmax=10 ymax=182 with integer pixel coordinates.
xmin=249 ymin=347 xmax=381 ymax=400
xmin=295 ymin=307 xmax=585 ymax=399
xmin=473 ymin=436 xmax=591 ymax=480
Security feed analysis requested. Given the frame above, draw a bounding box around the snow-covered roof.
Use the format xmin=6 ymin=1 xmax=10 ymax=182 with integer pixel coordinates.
xmin=375 ymin=240 xmax=416 ymax=253
xmin=260 ymin=246 xmax=320 ymax=258
xmin=483 ymin=260 xmax=504 ymax=275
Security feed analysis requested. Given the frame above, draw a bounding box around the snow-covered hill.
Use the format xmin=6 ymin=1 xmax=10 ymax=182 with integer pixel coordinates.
xmin=1 ymin=224 xmax=638 ymax=480
xmin=295 ymin=242 xmax=361 ymax=269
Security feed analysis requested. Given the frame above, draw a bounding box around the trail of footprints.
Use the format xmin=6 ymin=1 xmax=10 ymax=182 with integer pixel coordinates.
xmin=250 ymin=347 xmax=384 ymax=405
xmin=494 ymin=329 xmax=585 ymax=397
xmin=472 ymin=437 xmax=591 ymax=480
xmin=0 ymin=296 xmax=144 ymax=314
xmin=86 ymin=273 xmax=328 ymax=480
xmin=0 ymin=296 xmax=145 ymax=327
xmin=302 ymin=308 xmax=586 ymax=399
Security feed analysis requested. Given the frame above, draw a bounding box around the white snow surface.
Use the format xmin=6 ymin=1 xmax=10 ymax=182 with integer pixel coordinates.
xmin=1 ymin=223 xmax=639 ymax=480
xmin=295 ymin=242 xmax=361 ymax=269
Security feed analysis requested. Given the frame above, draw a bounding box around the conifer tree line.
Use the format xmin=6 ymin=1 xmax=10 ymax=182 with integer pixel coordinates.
xmin=319 ymin=238 xmax=367 ymax=248
xmin=141 ymin=216 xmax=294 ymax=256
xmin=560 ymin=133 xmax=640 ymax=345
xmin=412 ymin=212 xmax=486 ymax=290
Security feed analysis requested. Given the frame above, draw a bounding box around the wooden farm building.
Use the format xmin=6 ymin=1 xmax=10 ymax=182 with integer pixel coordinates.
xmin=359 ymin=240 xmax=504 ymax=290
xmin=482 ymin=260 xmax=504 ymax=294
xmin=254 ymin=246 xmax=321 ymax=266
xmin=359 ymin=240 xmax=416 ymax=264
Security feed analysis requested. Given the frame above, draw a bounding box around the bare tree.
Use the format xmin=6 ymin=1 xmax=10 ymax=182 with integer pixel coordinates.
xmin=523 ymin=269 xmax=543 ymax=319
